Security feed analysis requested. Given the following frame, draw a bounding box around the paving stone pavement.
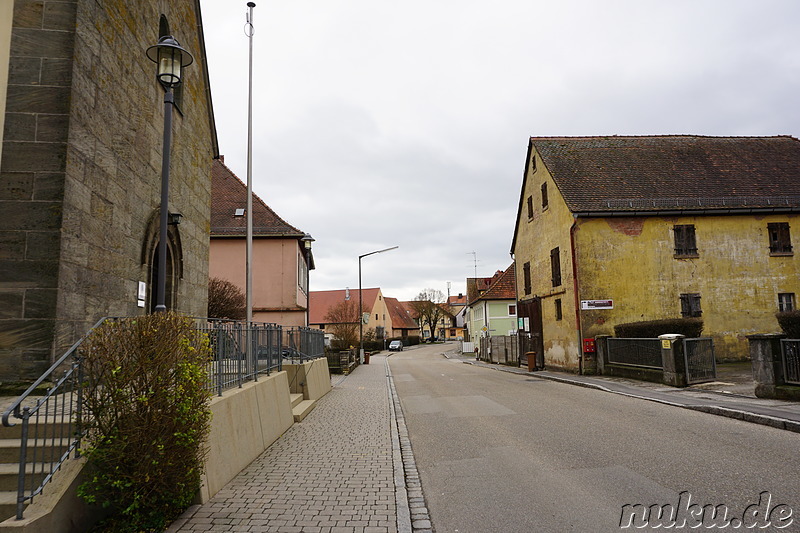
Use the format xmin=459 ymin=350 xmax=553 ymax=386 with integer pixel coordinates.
xmin=168 ymin=354 xmax=430 ymax=533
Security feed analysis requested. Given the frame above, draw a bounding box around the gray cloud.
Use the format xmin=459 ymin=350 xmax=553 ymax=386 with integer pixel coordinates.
xmin=201 ymin=0 xmax=800 ymax=301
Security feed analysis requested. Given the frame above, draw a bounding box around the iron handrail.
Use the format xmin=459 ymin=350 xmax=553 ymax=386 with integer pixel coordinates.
xmin=1 ymin=317 xmax=108 ymax=429
xmin=1 ymin=316 xmax=110 ymax=520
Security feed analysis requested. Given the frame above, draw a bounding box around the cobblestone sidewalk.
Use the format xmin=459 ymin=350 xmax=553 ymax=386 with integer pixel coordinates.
xmin=169 ymin=354 xmax=425 ymax=533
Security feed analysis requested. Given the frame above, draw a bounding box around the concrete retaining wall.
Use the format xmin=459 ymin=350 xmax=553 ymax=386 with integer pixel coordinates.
xmin=200 ymin=371 xmax=294 ymax=502
xmin=284 ymin=358 xmax=332 ymax=401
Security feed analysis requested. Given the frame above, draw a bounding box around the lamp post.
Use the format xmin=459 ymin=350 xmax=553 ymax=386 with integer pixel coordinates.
xmin=301 ymin=233 xmax=315 ymax=327
xmin=358 ymin=246 xmax=398 ymax=363
xmin=146 ymin=35 xmax=193 ymax=312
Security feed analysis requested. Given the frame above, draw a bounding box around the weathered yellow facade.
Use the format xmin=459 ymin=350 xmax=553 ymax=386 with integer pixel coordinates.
xmin=575 ymin=214 xmax=800 ymax=361
xmin=514 ymin=147 xmax=581 ymax=370
xmin=513 ymin=139 xmax=800 ymax=372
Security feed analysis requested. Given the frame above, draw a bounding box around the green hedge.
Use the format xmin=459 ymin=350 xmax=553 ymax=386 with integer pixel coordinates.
xmin=614 ymin=318 xmax=704 ymax=338
xmin=777 ymin=310 xmax=800 ymax=338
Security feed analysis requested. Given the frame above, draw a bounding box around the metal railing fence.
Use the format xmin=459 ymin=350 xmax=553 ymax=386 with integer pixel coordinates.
xmin=607 ymin=338 xmax=663 ymax=369
xmin=281 ymin=327 xmax=325 ymax=364
xmin=1 ymin=317 xmax=108 ymax=520
xmin=1 ymin=316 xmax=285 ymax=520
xmin=197 ymin=319 xmax=283 ymax=396
xmin=781 ymin=339 xmax=800 ymax=385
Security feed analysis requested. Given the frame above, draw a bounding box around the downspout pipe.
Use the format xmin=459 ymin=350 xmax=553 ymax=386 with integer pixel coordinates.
xmin=570 ymin=219 xmax=583 ymax=374
xmin=511 ymin=252 xmax=519 ymax=367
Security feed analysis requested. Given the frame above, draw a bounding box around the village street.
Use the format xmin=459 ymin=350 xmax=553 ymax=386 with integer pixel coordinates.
xmin=389 ymin=343 xmax=800 ymax=532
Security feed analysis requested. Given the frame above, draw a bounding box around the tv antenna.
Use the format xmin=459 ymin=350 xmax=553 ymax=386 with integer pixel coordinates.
xmin=467 ymin=251 xmax=479 ymax=278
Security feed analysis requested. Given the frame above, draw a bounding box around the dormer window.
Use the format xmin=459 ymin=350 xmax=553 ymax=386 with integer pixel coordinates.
xmin=234 ymin=208 xmax=245 ymax=217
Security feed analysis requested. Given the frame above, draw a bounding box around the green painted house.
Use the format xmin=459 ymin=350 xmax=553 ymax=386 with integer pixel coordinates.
xmin=465 ymin=264 xmax=517 ymax=345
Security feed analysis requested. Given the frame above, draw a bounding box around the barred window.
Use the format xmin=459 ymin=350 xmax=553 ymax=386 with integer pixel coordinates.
xmin=673 ymin=225 xmax=698 ymax=256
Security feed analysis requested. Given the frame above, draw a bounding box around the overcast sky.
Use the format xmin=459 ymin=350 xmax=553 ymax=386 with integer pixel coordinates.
xmin=198 ymin=0 xmax=800 ymax=302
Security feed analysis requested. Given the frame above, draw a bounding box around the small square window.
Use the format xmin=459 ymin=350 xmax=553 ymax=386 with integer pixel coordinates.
xmin=508 ymin=304 xmax=516 ymax=316
xmin=778 ymin=293 xmax=795 ymax=312
xmin=234 ymin=208 xmax=245 ymax=217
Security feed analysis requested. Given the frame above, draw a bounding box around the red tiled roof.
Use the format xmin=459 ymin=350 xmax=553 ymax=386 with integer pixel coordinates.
xmin=466 ymin=275 xmax=495 ymax=305
xmin=385 ymin=297 xmax=419 ymax=330
xmin=309 ymin=288 xmax=380 ymax=325
xmin=531 ymin=135 xmax=800 ymax=214
xmin=472 ymin=263 xmax=516 ymax=303
xmin=211 ymin=158 xmax=304 ymax=237
xmin=447 ymin=294 xmax=467 ymax=306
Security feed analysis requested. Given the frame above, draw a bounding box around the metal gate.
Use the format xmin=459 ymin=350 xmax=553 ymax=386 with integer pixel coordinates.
xmin=683 ymin=337 xmax=716 ymax=384
xmin=780 ymin=339 xmax=800 ymax=385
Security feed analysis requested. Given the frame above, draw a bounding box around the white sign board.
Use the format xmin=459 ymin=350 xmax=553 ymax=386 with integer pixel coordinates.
xmin=137 ymin=281 xmax=146 ymax=308
xmin=581 ymin=299 xmax=613 ymax=310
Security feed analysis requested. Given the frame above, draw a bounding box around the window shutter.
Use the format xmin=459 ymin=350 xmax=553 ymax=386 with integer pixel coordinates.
xmin=550 ymin=247 xmax=561 ymax=287
xmin=680 ymin=294 xmax=690 ymax=317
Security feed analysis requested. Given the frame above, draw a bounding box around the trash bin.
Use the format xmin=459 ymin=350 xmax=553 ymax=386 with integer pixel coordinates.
xmin=525 ymin=352 xmax=537 ymax=372
xmin=364 ymin=351 xmax=370 ymax=365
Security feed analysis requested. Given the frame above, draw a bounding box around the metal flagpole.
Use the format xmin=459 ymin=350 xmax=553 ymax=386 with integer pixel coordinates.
xmin=246 ymin=2 xmax=256 ymax=360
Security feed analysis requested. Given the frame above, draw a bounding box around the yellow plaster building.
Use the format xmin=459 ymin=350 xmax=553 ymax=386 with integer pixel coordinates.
xmin=511 ymin=136 xmax=800 ymax=372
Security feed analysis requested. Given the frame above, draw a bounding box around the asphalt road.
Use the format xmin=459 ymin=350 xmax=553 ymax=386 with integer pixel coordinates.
xmin=389 ymin=343 xmax=800 ymax=533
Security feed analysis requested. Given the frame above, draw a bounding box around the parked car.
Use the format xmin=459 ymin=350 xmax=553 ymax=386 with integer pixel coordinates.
xmin=388 ymin=340 xmax=403 ymax=351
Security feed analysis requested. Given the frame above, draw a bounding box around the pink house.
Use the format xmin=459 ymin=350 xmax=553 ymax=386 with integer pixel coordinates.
xmin=209 ymin=158 xmax=314 ymax=326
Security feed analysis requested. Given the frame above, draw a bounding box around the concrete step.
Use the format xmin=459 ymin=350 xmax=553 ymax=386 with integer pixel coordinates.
xmin=0 ymin=421 xmax=74 ymax=440
xmin=292 ymin=400 xmax=315 ymax=422
xmin=0 ymin=463 xmax=48 ymax=492
xmin=0 ymin=438 xmax=71 ymax=463
xmin=0 ymin=490 xmax=21 ymax=522
xmin=289 ymin=393 xmax=303 ymax=409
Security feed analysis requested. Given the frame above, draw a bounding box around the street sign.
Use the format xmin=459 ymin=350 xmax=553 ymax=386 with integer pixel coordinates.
xmin=581 ymin=299 xmax=613 ymax=310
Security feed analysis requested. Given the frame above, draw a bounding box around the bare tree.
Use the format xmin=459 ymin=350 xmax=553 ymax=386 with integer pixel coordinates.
xmin=207 ymin=278 xmax=246 ymax=320
xmin=324 ymin=299 xmax=361 ymax=349
xmin=411 ymin=288 xmax=449 ymax=340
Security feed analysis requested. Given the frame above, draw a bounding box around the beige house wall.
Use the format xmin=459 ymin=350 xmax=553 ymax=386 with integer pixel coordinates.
xmin=364 ymin=291 xmax=392 ymax=338
xmin=210 ymin=237 xmax=307 ymax=326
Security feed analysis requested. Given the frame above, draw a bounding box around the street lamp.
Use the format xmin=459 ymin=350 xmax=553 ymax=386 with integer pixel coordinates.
xmin=301 ymin=233 xmax=315 ymax=327
xmin=358 ymin=246 xmax=398 ymax=363
xmin=146 ymin=35 xmax=193 ymax=312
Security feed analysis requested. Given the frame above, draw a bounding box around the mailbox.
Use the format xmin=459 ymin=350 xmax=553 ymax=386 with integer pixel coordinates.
xmin=583 ymin=338 xmax=596 ymax=353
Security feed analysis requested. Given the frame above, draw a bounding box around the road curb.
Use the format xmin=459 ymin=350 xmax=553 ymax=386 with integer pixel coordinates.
xmin=444 ymin=352 xmax=800 ymax=434
xmin=385 ymin=358 xmax=433 ymax=533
